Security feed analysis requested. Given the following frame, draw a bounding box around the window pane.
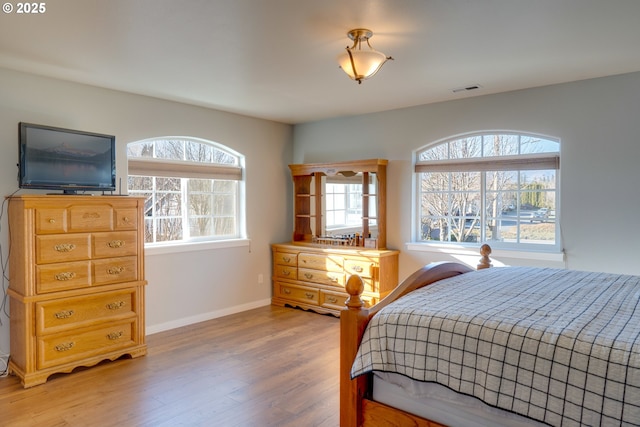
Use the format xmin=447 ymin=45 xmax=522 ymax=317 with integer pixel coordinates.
xmin=154 ymin=140 xmax=184 ymax=160
xmin=421 ymin=172 xmax=449 ymax=191
xmin=520 ymin=136 xmax=560 ymax=154
xmin=449 ymin=136 xmax=482 ymax=159
xmin=213 ymin=194 xmax=235 ymax=216
xmin=156 ymin=192 xmax=181 ymax=216
xmin=128 ymin=175 xmax=152 ymax=191
xmin=482 ymin=134 xmax=519 ymax=157
xmin=185 ymin=141 xmax=214 ymax=163
xmin=418 ymin=143 xmax=448 ymax=161
xmin=213 ymin=217 xmax=235 ymax=236
xmin=189 ymin=217 xmax=211 ymax=237
xmin=127 ymin=142 xmax=154 ymax=158
xmin=212 ymin=180 xmax=236 ymax=192
xmin=144 ymin=218 xmax=154 ymax=243
xmin=213 ymin=149 xmax=238 ymax=165
xmin=156 ymin=177 xmax=181 ymax=191
xmin=156 ymin=218 xmax=183 ymax=242
xmin=189 ymin=193 xmax=212 ymax=215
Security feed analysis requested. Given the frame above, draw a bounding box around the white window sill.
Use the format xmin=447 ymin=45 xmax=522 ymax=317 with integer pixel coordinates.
xmin=145 ymin=238 xmax=250 ymax=256
xmin=405 ymin=242 xmax=565 ymax=263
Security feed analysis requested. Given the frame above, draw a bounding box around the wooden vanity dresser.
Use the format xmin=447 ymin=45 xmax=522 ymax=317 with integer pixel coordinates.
xmin=272 ymin=159 xmax=399 ymax=316
xmin=7 ymin=195 xmax=147 ymax=387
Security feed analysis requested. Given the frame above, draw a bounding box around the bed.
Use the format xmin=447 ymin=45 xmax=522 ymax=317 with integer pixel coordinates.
xmin=340 ymin=245 xmax=640 ymax=426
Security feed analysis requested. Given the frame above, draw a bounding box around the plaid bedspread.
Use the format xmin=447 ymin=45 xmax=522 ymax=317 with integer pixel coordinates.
xmin=351 ymin=267 xmax=640 ymax=426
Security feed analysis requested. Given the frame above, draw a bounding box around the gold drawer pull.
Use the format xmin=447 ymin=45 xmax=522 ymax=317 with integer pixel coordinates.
xmin=282 ymin=256 xmax=291 ymax=263
xmin=305 ymin=292 xmax=314 ymax=299
xmin=107 ymin=331 xmax=123 ymax=340
xmin=55 ymin=342 xmax=75 ymax=352
xmin=54 ymin=243 xmax=76 ymax=252
xmin=54 ymin=309 xmax=75 ymax=319
xmin=107 ymin=266 xmax=125 ymax=275
xmin=327 ymin=296 xmax=338 ymax=303
xmin=331 ymin=277 xmax=339 ymax=282
xmin=351 ymin=265 xmax=364 ymax=273
xmin=48 ymin=218 xmax=56 ymax=223
xmin=281 ymin=270 xmax=291 ymax=276
xmin=122 ymin=216 xmax=131 ymax=223
xmin=55 ymin=272 xmax=76 ymax=281
xmin=283 ymin=288 xmax=291 ymax=294
xmin=106 ymin=301 xmax=126 ymax=310
xmin=304 ymin=273 xmax=313 ymax=280
xmin=108 ymin=240 xmax=125 ymax=248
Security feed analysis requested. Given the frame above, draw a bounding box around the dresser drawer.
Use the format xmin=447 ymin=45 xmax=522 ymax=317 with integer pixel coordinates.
xmin=298 ymin=253 xmax=344 ymax=272
xmin=320 ymin=289 xmax=375 ymax=310
xmin=298 ymin=268 xmax=345 ymax=287
xmin=275 ymin=282 xmax=319 ymax=305
xmin=37 ymin=319 xmax=137 ymax=369
xmin=36 ymin=288 xmax=136 ymax=335
xmin=344 ymin=258 xmax=375 ymax=278
xmin=273 ymin=251 xmax=297 ymax=266
xmin=274 ymin=265 xmax=297 ymax=280
xmin=69 ymin=205 xmax=114 ymax=232
xmin=36 ymin=234 xmax=91 ymax=264
xmin=319 ymin=289 xmax=348 ymax=310
xmin=92 ymin=231 xmax=138 ymax=258
xmin=35 ymin=208 xmax=68 ymax=234
xmin=36 ymin=261 xmax=91 ymax=293
xmin=115 ymin=208 xmax=138 ymax=230
xmin=93 ymin=257 xmax=138 ymax=285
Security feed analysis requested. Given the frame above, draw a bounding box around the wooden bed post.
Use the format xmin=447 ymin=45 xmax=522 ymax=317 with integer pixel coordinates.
xmin=340 ymin=275 xmax=371 ymax=427
xmin=477 ymin=243 xmax=492 ymax=269
xmin=340 ymin=260 xmax=481 ymax=427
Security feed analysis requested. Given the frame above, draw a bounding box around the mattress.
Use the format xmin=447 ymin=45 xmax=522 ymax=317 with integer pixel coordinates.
xmin=373 ymin=371 xmax=548 ymax=427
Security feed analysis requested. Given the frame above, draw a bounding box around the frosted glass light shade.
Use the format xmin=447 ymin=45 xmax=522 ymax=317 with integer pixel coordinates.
xmin=337 ymin=49 xmax=389 ymax=82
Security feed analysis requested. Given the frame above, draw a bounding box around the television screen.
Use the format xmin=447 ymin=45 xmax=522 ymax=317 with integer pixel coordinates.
xmin=19 ymin=122 xmax=116 ymax=194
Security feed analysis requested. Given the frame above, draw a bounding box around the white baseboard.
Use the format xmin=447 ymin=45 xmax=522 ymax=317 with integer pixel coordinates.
xmin=146 ymin=298 xmax=272 ymax=335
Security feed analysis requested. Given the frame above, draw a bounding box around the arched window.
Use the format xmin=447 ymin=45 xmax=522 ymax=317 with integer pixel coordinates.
xmin=127 ymin=137 xmax=245 ymax=245
xmin=414 ymin=132 xmax=560 ymax=251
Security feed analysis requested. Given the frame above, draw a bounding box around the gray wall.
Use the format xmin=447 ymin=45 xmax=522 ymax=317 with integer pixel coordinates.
xmin=293 ymin=72 xmax=640 ymax=279
xmin=2 ymin=67 xmax=639 ymax=356
xmin=0 ymin=68 xmax=293 ymax=354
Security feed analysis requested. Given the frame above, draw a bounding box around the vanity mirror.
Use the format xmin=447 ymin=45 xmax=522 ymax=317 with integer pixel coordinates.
xmin=289 ymin=158 xmax=387 ymax=248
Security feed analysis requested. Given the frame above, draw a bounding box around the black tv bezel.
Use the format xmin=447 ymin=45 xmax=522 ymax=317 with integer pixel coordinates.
xmin=18 ymin=122 xmax=117 ymax=194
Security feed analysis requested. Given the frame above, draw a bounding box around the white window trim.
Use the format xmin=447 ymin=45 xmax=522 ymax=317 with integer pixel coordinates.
xmin=405 ymin=241 xmax=565 ymax=263
xmin=145 ymin=238 xmax=251 ymax=256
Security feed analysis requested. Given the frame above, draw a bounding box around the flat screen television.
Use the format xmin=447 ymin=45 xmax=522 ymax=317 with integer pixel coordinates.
xmin=18 ymin=122 xmax=116 ymax=194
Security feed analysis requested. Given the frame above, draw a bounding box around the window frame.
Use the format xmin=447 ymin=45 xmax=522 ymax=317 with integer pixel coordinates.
xmin=127 ymin=137 xmax=246 ymax=248
xmin=412 ymin=131 xmax=561 ymax=255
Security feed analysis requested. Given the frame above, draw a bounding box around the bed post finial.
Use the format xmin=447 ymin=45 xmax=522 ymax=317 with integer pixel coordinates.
xmin=478 ymin=244 xmax=492 ymax=269
xmin=345 ymin=274 xmax=365 ymax=308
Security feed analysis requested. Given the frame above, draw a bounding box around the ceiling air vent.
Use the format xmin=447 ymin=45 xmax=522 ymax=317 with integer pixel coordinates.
xmin=452 ymin=84 xmax=482 ymax=93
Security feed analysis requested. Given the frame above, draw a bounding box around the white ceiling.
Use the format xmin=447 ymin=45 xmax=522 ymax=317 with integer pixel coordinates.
xmin=2 ymin=0 xmax=640 ymax=124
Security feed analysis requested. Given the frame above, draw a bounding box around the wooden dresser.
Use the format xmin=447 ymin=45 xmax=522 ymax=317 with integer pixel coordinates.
xmin=272 ymin=243 xmax=399 ymax=316
xmin=7 ymin=195 xmax=147 ymax=387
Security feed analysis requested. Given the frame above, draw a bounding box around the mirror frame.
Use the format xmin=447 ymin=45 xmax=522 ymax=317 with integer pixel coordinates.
xmin=289 ymin=159 xmax=388 ymax=249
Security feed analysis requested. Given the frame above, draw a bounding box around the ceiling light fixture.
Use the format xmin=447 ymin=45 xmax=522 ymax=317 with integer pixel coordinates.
xmin=337 ymin=28 xmax=393 ymax=84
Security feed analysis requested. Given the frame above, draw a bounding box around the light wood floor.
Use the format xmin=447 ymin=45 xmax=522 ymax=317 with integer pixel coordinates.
xmin=0 ymin=305 xmax=340 ymax=427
